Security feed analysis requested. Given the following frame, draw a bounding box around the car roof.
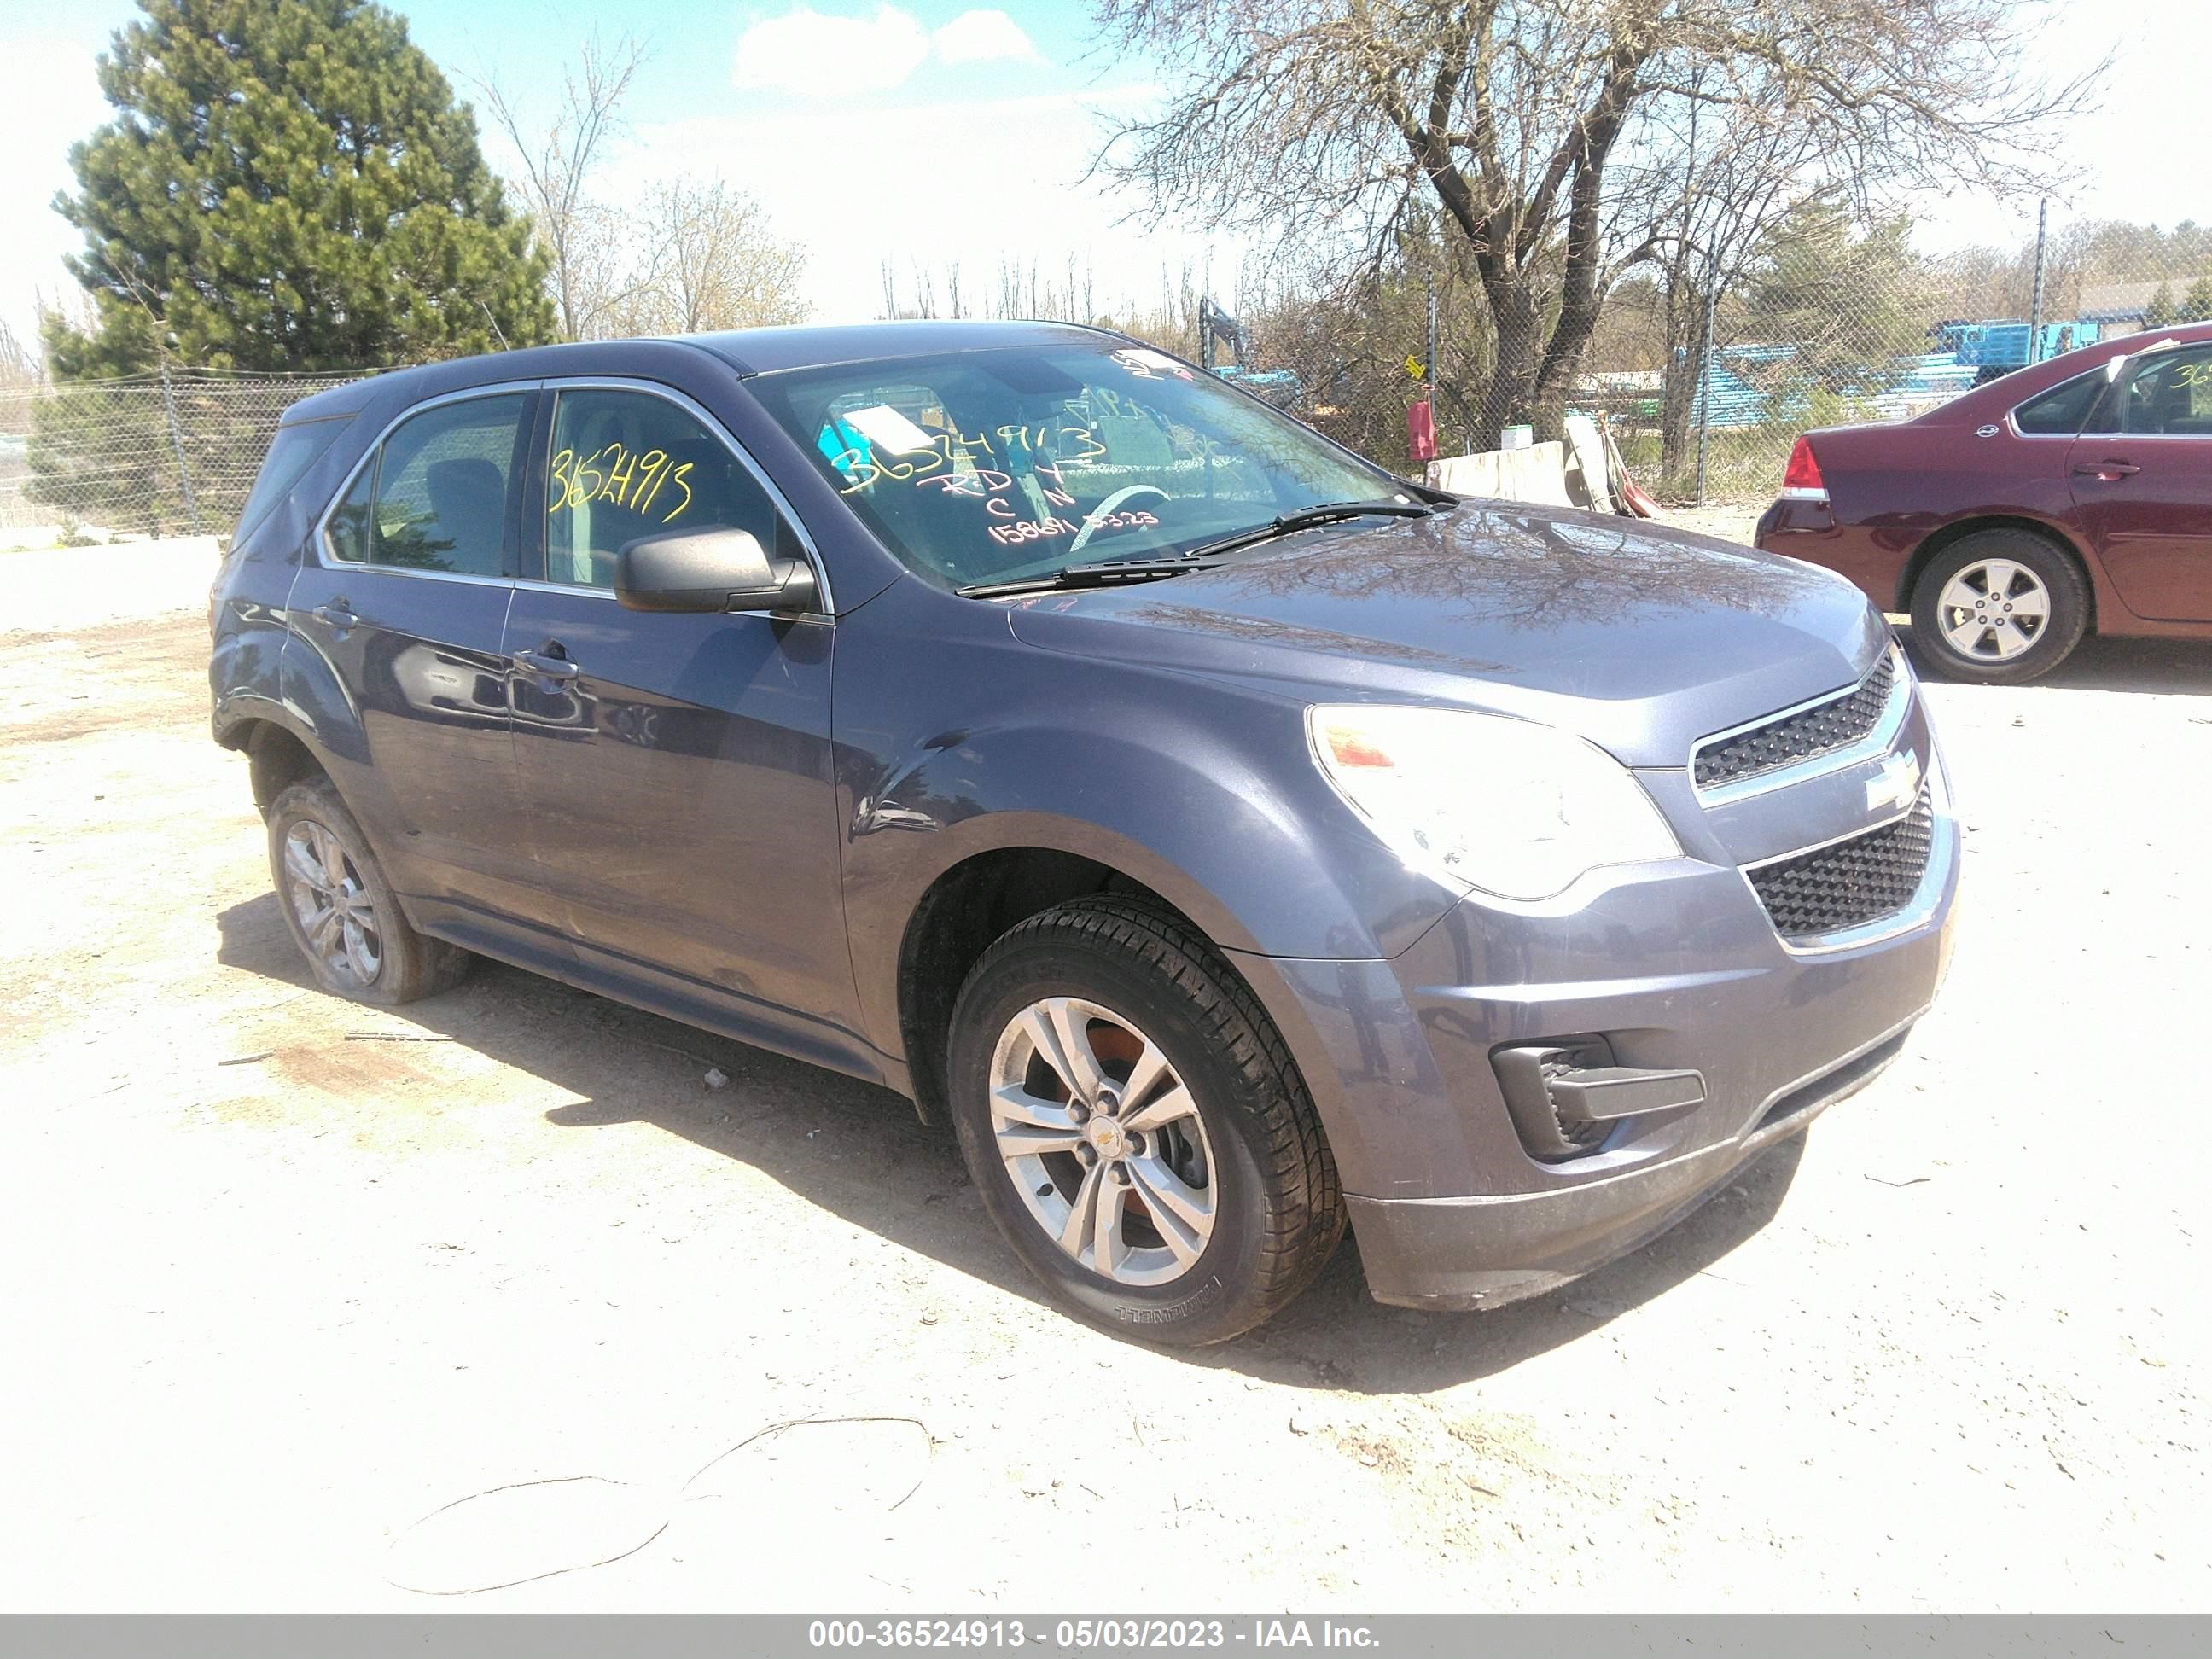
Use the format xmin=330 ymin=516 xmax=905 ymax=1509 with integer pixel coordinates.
xmin=276 ymin=319 xmax=1134 ymax=425
xmin=687 ymin=318 xmax=1129 ymax=374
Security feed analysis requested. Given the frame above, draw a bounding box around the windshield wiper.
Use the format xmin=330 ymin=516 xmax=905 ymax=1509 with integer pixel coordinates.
xmin=957 ymin=556 xmax=1227 ymax=599
xmin=1177 ymin=497 xmax=1437 ymax=562
xmin=957 ymin=498 xmax=1438 ymax=599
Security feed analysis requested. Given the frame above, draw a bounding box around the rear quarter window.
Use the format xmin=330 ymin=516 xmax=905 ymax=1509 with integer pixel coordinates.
xmin=2011 ymin=371 xmax=2106 ymax=435
xmin=234 ymin=416 xmax=351 ymax=542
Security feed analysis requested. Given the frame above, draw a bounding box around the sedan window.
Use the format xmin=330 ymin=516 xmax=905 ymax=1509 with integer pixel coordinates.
xmin=2011 ymin=371 xmax=2108 ymax=435
xmin=2116 ymin=346 xmax=2212 ymax=435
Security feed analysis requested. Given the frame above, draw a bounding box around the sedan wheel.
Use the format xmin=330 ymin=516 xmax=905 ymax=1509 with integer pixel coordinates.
xmin=1908 ymin=529 xmax=2088 ymax=684
xmin=1934 ymin=557 xmax=2051 ymax=664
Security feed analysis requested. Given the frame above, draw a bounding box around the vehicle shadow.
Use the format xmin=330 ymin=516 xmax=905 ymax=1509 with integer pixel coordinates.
xmin=1901 ymin=630 xmax=2212 ymax=696
xmin=217 ymin=892 xmax=1807 ymax=1394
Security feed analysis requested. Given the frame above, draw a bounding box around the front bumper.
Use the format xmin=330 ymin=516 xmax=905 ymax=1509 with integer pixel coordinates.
xmin=1343 ymin=1022 xmax=1915 ymax=1309
xmin=1227 ymin=777 xmax=1959 ymax=1313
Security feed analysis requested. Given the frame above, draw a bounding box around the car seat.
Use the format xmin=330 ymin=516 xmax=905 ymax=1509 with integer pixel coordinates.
xmin=424 ymin=457 xmax=507 ymax=573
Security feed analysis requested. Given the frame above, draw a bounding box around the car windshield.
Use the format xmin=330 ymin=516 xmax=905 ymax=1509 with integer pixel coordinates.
xmin=748 ymin=342 xmax=1391 ymax=591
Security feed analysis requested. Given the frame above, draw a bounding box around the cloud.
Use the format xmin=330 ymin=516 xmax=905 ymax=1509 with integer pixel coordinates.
xmin=732 ymin=5 xmax=1044 ymax=98
xmin=0 ymin=36 xmax=108 ymax=341
xmin=931 ymin=9 xmax=1043 ymax=67
xmin=624 ymin=86 xmax=1236 ymax=328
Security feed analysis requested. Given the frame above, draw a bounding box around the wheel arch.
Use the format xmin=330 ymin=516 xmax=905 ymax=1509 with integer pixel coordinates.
xmin=237 ymin=719 xmax=330 ymax=814
xmin=893 ymin=843 xmax=1214 ymax=1124
xmin=1897 ymin=515 xmax=2098 ymax=632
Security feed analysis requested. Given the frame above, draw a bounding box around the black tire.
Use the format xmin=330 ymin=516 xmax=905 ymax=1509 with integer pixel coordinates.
xmin=265 ymin=777 xmax=470 ymax=1005
xmin=944 ymin=896 xmax=1343 ymax=1345
xmin=1908 ymin=529 xmax=2089 ymax=684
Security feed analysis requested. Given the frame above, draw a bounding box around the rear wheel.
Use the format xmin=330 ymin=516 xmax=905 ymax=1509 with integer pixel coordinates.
xmin=945 ymin=897 xmax=1343 ymax=1345
xmin=1908 ymin=529 xmax=2088 ymax=684
xmin=265 ymin=777 xmax=470 ymax=1005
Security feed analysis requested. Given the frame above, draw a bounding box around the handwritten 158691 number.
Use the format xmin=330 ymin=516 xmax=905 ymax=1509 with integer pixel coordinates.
xmin=987 ymin=509 xmax=1158 ymax=547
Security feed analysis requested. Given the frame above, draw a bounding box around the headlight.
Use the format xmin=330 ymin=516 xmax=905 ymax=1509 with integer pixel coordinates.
xmin=1307 ymin=704 xmax=1681 ymax=900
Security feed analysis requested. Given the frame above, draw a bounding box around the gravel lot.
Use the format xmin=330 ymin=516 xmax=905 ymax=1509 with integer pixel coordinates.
xmin=3 ymin=538 xmax=2206 ymax=1612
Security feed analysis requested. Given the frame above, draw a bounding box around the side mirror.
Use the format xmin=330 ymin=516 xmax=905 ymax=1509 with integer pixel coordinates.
xmin=614 ymin=526 xmax=821 ymax=615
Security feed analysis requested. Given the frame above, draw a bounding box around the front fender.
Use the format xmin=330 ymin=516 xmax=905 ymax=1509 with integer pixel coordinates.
xmin=832 ymin=585 xmax=1459 ymax=1057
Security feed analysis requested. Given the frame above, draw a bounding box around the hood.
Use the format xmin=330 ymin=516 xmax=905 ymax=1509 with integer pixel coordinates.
xmin=1002 ymin=503 xmax=1887 ymax=768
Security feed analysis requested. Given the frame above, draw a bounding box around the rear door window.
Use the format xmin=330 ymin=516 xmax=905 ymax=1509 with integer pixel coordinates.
xmin=325 ymin=394 xmax=527 ymax=575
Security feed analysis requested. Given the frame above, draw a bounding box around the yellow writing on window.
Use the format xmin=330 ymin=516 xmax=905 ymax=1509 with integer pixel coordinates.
xmin=550 ymin=443 xmax=694 ymax=523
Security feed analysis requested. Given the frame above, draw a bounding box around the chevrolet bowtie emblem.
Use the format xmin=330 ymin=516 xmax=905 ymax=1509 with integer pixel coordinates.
xmin=1866 ymin=750 xmax=1923 ymax=816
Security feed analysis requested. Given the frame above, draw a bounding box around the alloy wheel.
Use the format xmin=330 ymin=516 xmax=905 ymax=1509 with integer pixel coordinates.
xmin=1936 ymin=558 xmax=2052 ymax=662
xmin=281 ymin=819 xmax=384 ymax=988
xmin=987 ymin=997 xmax=1217 ymax=1286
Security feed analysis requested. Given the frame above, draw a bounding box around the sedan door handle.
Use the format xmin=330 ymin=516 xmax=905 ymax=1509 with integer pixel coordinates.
xmin=312 ymin=602 xmax=358 ymax=628
xmin=513 ymin=649 xmax=580 ymax=682
xmin=2073 ymin=460 xmax=2142 ymax=479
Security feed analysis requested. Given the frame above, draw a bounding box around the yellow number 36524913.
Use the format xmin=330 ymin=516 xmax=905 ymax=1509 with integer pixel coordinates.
xmin=550 ymin=443 xmax=695 ymax=522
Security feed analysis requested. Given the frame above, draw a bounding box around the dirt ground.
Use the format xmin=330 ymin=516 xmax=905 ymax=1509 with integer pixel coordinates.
xmin=2 ymin=539 xmax=2207 ymax=1613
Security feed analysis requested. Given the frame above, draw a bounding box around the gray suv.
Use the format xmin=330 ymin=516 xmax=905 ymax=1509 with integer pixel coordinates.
xmin=209 ymin=322 xmax=1958 ymax=1344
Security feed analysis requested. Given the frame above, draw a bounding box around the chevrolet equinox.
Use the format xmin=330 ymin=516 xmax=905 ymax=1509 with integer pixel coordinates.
xmin=209 ymin=322 xmax=1959 ymax=1343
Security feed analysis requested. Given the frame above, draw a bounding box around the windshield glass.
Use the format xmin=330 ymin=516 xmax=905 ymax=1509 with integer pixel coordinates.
xmin=748 ymin=342 xmax=1389 ymax=590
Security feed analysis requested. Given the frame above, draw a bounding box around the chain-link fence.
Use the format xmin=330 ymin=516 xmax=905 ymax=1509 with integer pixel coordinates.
xmin=0 ymin=369 xmax=361 ymax=542
xmin=1156 ymin=207 xmax=2212 ymax=505
xmin=1581 ymin=212 xmax=2212 ymax=504
xmin=7 ymin=207 xmax=2209 ymax=541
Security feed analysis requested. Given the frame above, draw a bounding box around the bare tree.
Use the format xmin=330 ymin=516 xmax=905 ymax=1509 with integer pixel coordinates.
xmin=608 ymin=179 xmax=811 ymax=335
xmin=0 ymin=315 xmax=43 ymax=441
xmin=879 ymin=255 xmax=1107 ymax=325
xmin=472 ymin=33 xmax=649 ymax=341
xmin=1094 ymin=0 xmax=2098 ymax=447
xmin=1619 ymin=65 xmax=1839 ymax=482
xmin=0 ymin=316 xmax=40 ymax=386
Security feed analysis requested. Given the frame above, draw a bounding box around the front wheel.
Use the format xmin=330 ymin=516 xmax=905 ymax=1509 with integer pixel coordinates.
xmin=945 ymin=898 xmax=1344 ymax=1345
xmin=1908 ymin=530 xmax=2088 ymax=684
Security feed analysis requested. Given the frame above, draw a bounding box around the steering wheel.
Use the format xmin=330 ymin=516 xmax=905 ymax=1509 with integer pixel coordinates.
xmin=1068 ymin=484 xmax=1171 ymax=553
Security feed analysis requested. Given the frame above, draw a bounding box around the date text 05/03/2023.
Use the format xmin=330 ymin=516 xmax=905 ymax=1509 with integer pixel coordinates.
xmin=806 ymin=1618 xmax=1380 ymax=1650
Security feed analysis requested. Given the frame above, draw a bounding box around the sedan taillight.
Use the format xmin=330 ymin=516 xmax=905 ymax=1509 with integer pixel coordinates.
xmin=1781 ymin=436 xmax=1828 ymax=500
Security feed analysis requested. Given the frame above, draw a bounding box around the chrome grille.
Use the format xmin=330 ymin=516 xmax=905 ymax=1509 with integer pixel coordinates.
xmin=1745 ymin=790 xmax=1935 ymax=940
xmin=1695 ymin=653 xmax=1898 ymax=791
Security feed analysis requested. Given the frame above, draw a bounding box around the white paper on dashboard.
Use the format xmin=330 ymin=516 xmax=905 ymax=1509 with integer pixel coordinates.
xmin=842 ymin=404 xmax=935 ymax=453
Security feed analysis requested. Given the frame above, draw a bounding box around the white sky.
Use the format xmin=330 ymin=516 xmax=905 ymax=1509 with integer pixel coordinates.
xmin=0 ymin=0 xmax=2203 ymax=353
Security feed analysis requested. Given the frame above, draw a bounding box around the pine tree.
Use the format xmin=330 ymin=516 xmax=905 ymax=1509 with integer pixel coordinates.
xmin=2141 ymin=283 xmax=2178 ymax=329
xmin=45 ymin=0 xmax=555 ymax=376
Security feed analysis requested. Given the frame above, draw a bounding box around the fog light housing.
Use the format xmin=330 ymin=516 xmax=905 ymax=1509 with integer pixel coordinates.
xmin=1492 ymin=1039 xmax=1708 ymax=1162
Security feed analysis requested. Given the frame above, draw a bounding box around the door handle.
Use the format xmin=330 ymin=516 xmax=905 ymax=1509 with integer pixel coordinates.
xmin=514 ymin=648 xmax=580 ymax=682
xmin=2073 ymin=460 xmax=2141 ymax=479
xmin=312 ymin=602 xmax=358 ymax=628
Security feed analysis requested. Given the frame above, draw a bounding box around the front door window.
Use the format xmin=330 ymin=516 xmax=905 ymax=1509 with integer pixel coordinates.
xmin=542 ymin=388 xmax=795 ymax=589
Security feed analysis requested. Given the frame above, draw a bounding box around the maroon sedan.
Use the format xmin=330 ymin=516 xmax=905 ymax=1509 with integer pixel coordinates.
xmin=1755 ymin=320 xmax=2212 ymax=682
